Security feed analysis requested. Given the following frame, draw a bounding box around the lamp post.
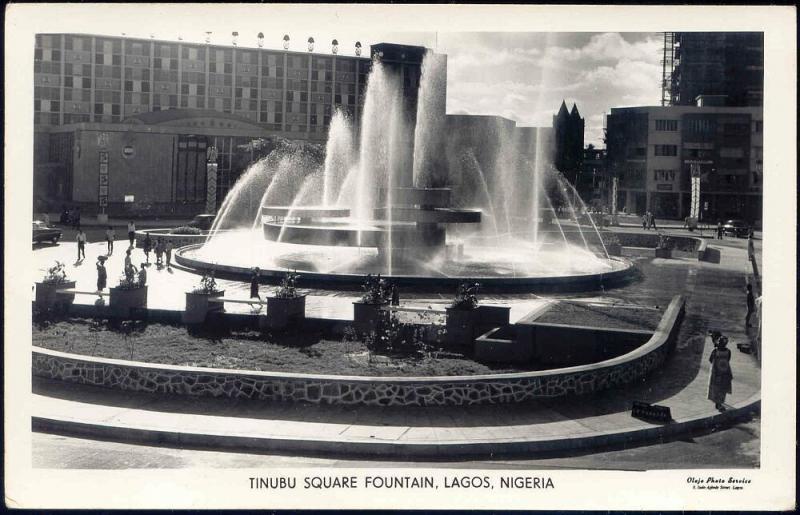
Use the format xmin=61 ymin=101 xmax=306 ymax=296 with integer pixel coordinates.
xmin=355 ymin=41 xmax=362 ymax=56
xmin=257 ymin=32 xmax=264 ymax=48
xmin=331 ymin=39 xmax=339 ymax=54
xmin=307 ymin=37 xmax=315 ymax=52
xmin=283 ymin=34 xmax=290 ymax=50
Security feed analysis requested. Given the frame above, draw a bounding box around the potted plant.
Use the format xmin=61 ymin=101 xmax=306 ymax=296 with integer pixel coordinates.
xmin=109 ymin=271 xmax=148 ymax=319
xmin=352 ymin=273 xmax=391 ymax=335
xmin=655 ymin=232 xmax=673 ymax=259
xmin=35 ymin=261 xmax=76 ymax=312
xmin=265 ymin=270 xmax=306 ymax=329
xmin=604 ymin=232 xmax=623 ymax=256
xmin=183 ymin=271 xmax=224 ymax=324
xmin=446 ymin=282 xmax=481 ymax=346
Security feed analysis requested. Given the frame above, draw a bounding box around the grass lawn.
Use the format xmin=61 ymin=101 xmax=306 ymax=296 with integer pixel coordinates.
xmin=33 ymin=317 xmax=530 ymax=377
xmin=536 ymin=301 xmax=662 ymax=330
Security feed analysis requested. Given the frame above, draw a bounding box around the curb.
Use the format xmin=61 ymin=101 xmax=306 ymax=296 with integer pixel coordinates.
xmin=32 ymin=394 xmax=760 ymax=460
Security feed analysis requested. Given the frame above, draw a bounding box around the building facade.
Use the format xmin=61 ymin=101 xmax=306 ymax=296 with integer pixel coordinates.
xmin=605 ymin=104 xmax=762 ymax=223
xmin=577 ymin=146 xmax=609 ymax=210
xmin=666 ymin=32 xmax=764 ymax=107
xmin=34 ymin=33 xmax=373 ymax=137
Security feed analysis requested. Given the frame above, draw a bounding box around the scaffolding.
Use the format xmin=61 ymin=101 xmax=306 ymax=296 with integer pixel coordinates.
xmin=660 ymin=32 xmax=676 ymax=106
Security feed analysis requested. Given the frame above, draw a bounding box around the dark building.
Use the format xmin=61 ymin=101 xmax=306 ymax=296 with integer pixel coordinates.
xmin=666 ymin=32 xmax=764 ymax=107
xmin=605 ymin=105 xmax=762 ymax=223
xmin=552 ymin=101 xmax=585 ymax=185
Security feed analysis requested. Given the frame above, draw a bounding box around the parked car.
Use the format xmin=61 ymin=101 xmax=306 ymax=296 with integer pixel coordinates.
xmin=187 ymin=214 xmax=216 ymax=231
xmin=722 ymin=219 xmax=751 ymax=238
xmin=33 ymin=221 xmax=62 ymax=244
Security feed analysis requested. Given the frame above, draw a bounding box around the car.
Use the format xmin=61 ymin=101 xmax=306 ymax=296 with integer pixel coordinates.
xmin=722 ymin=219 xmax=751 ymax=238
xmin=33 ymin=221 xmax=62 ymax=244
xmin=187 ymin=214 xmax=216 ymax=231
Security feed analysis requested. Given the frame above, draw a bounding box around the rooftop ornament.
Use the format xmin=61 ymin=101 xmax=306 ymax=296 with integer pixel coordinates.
xmin=283 ymin=34 xmax=290 ymax=50
xmin=331 ymin=39 xmax=339 ymax=54
xmin=307 ymin=37 xmax=315 ymax=52
xmin=205 ymin=31 xmax=212 ymax=44
xmin=232 ymin=31 xmax=239 ymax=47
xmin=257 ymin=32 xmax=264 ymax=48
xmin=354 ymin=41 xmax=362 ymax=56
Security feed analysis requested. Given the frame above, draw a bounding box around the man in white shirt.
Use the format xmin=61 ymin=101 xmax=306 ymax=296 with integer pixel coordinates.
xmin=127 ymin=220 xmax=136 ymax=248
xmin=76 ymin=228 xmax=87 ymax=260
xmin=105 ymin=226 xmax=115 ymax=255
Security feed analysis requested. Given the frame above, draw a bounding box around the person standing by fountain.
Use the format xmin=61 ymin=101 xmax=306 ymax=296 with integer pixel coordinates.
xmin=165 ymin=240 xmax=174 ymax=269
xmin=105 ymin=225 xmax=115 ymax=255
xmin=76 ymin=227 xmax=87 ymax=261
xmin=138 ymin=262 xmax=147 ymax=288
xmin=143 ymin=233 xmax=153 ymax=265
xmin=127 ymin=220 xmax=136 ymax=248
xmin=648 ymin=211 xmax=658 ymax=230
xmin=716 ymin=221 xmax=724 ymax=240
xmin=155 ymin=238 xmax=164 ymax=268
xmin=708 ymin=335 xmax=733 ymax=410
xmin=250 ymin=267 xmax=262 ymax=302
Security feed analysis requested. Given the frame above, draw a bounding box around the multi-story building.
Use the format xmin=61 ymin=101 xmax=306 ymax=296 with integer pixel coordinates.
xmin=665 ymin=32 xmax=764 ymax=107
xmin=34 ymin=33 xmax=372 ymax=134
xmin=577 ymin=145 xmax=609 ymax=210
xmin=605 ymin=101 xmax=762 ymax=223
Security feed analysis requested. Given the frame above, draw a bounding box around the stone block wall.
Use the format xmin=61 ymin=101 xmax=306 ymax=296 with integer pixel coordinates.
xmin=33 ymin=296 xmax=685 ymax=407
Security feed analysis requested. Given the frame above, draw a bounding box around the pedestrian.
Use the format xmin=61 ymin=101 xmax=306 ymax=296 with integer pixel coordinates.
xmin=250 ymin=267 xmax=261 ymax=302
xmin=155 ymin=238 xmax=164 ymax=267
xmin=96 ymin=255 xmax=107 ymax=294
xmin=60 ymin=205 xmax=69 ymax=225
xmin=76 ymin=227 xmax=87 ymax=261
xmin=641 ymin=213 xmax=648 ymax=230
xmin=143 ymin=233 xmax=153 ymax=265
xmin=648 ymin=211 xmax=657 ymax=230
xmin=127 ymin=220 xmax=136 ymax=248
xmin=124 ymin=249 xmax=136 ymax=282
xmin=708 ymin=335 xmax=733 ymax=410
xmin=165 ymin=240 xmax=174 ymax=268
xmin=72 ymin=207 xmax=81 ymax=229
xmin=138 ymin=263 xmax=147 ymax=288
xmin=391 ymin=284 xmax=400 ymax=306
xmin=105 ymin=225 xmax=115 ymax=254
xmin=716 ymin=221 xmax=724 ymax=240
xmin=745 ymin=283 xmax=756 ymax=327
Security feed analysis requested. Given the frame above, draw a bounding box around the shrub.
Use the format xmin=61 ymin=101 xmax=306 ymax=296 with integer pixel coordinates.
xmin=274 ymin=270 xmax=301 ymax=299
xmin=170 ymin=226 xmax=204 ymax=235
xmin=360 ymin=273 xmax=390 ymax=304
xmin=42 ymin=261 xmax=69 ymax=285
xmin=656 ymin=232 xmax=672 ymax=249
xmin=603 ymin=232 xmax=621 ymax=246
xmin=451 ymin=282 xmax=480 ymax=310
xmin=192 ymin=271 xmax=222 ymax=294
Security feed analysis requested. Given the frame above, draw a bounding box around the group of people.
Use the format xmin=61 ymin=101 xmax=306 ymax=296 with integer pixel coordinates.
xmin=59 ymin=205 xmax=81 ymax=229
xmin=93 ymin=248 xmax=147 ymax=299
xmin=640 ymin=211 xmax=658 ymax=230
xmin=141 ymin=232 xmax=174 ymax=269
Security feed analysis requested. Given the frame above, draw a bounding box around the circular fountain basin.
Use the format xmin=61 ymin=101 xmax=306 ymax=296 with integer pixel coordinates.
xmin=176 ymin=230 xmax=636 ymax=292
xmin=261 ymin=206 xmax=351 ymax=219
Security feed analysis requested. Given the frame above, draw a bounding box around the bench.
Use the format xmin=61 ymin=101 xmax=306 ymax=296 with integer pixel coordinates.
xmin=57 ymin=289 xmax=109 ymax=297
xmin=208 ymin=297 xmax=267 ymax=306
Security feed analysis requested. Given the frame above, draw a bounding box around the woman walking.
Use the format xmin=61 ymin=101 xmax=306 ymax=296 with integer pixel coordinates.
xmin=708 ymin=335 xmax=733 ymax=410
xmin=96 ymin=255 xmax=107 ymax=296
xmin=165 ymin=240 xmax=174 ymax=269
xmin=155 ymin=238 xmax=164 ymax=267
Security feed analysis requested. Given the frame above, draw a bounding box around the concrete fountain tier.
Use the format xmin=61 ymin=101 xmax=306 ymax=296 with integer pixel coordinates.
xmin=260 ymin=206 xmax=351 ymax=220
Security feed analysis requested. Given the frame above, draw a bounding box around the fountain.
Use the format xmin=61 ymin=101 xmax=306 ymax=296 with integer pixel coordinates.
xmin=178 ymin=44 xmax=633 ymax=291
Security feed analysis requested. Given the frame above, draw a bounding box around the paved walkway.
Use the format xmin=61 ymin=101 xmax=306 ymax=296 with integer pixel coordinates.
xmin=32 ymin=241 xmax=761 ymax=459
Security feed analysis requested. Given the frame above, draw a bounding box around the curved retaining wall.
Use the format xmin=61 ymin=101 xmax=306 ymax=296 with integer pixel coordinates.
xmin=32 ymin=296 xmax=685 ymax=407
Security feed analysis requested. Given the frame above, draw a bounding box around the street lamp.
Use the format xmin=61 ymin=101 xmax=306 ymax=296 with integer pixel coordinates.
xmin=354 ymin=41 xmax=362 ymax=56
xmin=331 ymin=39 xmax=339 ymax=54
xmin=232 ymin=31 xmax=239 ymax=47
xmin=307 ymin=37 xmax=315 ymax=52
xmin=257 ymin=32 xmax=264 ymax=48
xmin=283 ymin=34 xmax=290 ymax=50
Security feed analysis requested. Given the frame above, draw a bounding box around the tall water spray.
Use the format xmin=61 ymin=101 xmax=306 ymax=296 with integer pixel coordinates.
xmin=321 ymin=111 xmax=355 ymax=206
xmin=412 ymin=51 xmax=448 ymax=188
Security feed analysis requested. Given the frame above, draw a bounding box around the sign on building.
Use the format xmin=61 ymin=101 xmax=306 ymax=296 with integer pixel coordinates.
xmin=98 ymin=151 xmax=109 ymax=210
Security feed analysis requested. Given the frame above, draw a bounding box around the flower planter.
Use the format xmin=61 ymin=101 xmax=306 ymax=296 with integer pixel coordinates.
xmin=109 ymin=285 xmax=148 ymax=319
xmin=264 ymin=295 xmax=306 ymax=330
xmin=183 ymin=290 xmax=225 ymax=324
xmin=353 ymin=301 xmax=389 ymax=336
xmin=446 ymin=307 xmax=478 ymax=347
xmin=655 ymin=247 xmax=673 ymax=259
xmin=35 ymin=281 xmax=76 ymax=312
xmin=606 ymin=243 xmax=623 ymax=257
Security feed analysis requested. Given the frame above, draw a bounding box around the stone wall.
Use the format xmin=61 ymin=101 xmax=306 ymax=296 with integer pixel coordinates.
xmin=33 ymin=296 xmax=685 ymax=407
